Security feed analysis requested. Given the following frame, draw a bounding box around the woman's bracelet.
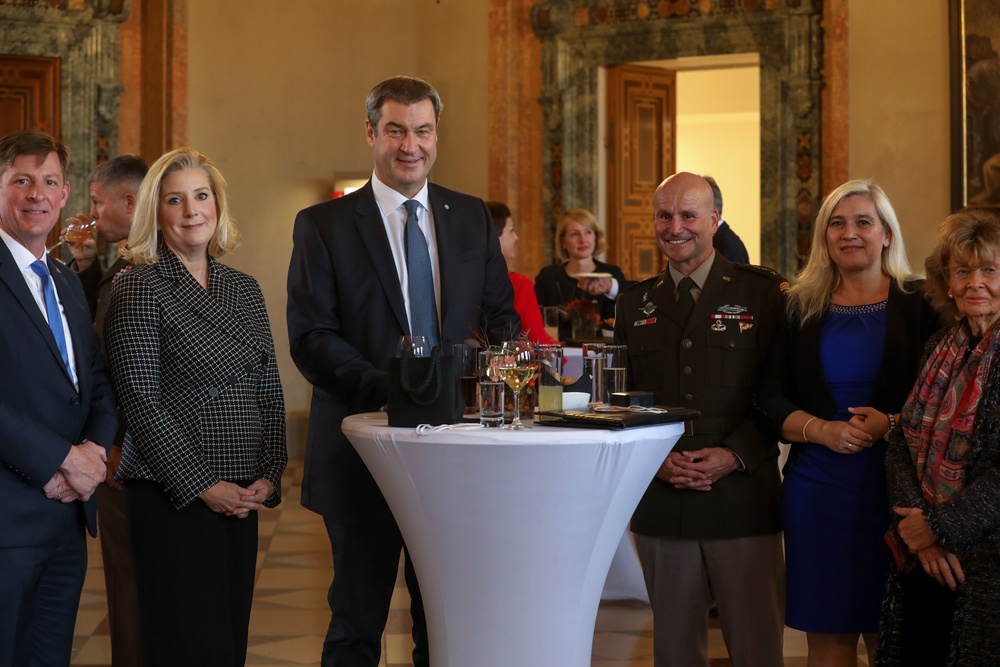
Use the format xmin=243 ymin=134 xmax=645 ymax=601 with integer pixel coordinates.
xmin=802 ymin=417 xmax=818 ymax=443
xmin=886 ymin=411 xmax=898 ymax=432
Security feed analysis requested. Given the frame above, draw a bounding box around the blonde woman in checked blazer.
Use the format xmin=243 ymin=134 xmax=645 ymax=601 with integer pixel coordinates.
xmin=104 ymin=147 xmax=287 ymax=667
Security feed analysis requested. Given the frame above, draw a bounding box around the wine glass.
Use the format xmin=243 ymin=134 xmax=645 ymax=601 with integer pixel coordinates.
xmin=65 ymin=217 xmax=97 ymax=243
xmin=498 ymin=339 xmax=538 ymax=430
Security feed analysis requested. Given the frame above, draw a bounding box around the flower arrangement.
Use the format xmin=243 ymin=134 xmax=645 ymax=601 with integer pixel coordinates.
xmin=562 ymin=298 xmax=602 ymax=330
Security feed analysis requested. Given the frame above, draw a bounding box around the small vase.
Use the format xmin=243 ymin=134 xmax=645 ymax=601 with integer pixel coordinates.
xmin=572 ymin=320 xmax=599 ymax=340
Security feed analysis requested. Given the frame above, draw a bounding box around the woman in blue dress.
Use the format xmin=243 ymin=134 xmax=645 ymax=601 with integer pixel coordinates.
xmin=760 ymin=180 xmax=940 ymax=666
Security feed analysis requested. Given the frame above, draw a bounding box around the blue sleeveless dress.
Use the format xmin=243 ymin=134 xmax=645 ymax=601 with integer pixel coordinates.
xmin=782 ymin=301 xmax=891 ymax=633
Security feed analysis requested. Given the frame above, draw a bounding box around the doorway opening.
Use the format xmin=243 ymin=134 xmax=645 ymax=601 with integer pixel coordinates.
xmin=598 ymin=53 xmax=760 ymax=280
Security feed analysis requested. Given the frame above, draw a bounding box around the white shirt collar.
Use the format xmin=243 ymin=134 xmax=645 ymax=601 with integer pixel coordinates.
xmin=371 ymin=171 xmax=429 ymax=217
xmin=0 ymin=227 xmax=46 ymax=271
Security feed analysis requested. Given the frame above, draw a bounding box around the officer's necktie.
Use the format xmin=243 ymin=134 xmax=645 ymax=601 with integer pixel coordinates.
xmin=403 ymin=199 xmax=440 ymax=347
xmin=676 ymin=276 xmax=696 ymax=324
xmin=30 ymin=260 xmax=73 ymax=378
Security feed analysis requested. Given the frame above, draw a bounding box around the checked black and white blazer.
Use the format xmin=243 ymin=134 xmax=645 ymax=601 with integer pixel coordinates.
xmin=104 ymin=244 xmax=287 ymax=509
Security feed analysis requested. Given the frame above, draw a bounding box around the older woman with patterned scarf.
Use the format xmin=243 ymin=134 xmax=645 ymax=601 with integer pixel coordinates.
xmin=877 ymin=208 xmax=1000 ymax=667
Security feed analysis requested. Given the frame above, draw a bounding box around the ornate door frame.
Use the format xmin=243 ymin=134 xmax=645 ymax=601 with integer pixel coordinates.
xmin=0 ymin=1 xmax=131 ymax=216
xmin=531 ymin=1 xmax=824 ymax=277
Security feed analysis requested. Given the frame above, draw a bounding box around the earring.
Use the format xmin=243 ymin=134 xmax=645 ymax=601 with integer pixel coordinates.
xmin=948 ymin=292 xmax=953 ymax=299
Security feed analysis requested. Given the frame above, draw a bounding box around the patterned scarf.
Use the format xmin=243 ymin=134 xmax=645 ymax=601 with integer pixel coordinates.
xmin=900 ymin=318 xmax=1000 ymax=505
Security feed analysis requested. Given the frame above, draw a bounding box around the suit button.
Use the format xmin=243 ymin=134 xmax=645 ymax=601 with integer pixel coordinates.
xmin=729 ymin=340 xmax=736 ymax=348
xmin=682 ymin=339 xmax=693 ymax=348
xmin=208 ymin=387 xmax=220 ymax=398
xmin=682 ymin=366 xmax=692 ymax=375
xmin=684 ymin=393 xmax=694 ymax=402
xmin=70 ymin=395 xmax=81 ymax=406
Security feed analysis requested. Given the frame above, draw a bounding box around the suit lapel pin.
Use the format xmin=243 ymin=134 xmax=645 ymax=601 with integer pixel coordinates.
xmin=711 ymin=320 xmax=726 ymax=332
xmin=739 ymin=322 xmax=753 ymax=333
xmin=444 ymin=204 xmax=450 ymax=210
xmin=641 ymin=301 xmax=657 ymax=316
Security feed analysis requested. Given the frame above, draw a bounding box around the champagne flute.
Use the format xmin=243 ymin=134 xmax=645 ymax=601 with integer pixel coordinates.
xmin=498 ymin=339 xmax=537 ymax=430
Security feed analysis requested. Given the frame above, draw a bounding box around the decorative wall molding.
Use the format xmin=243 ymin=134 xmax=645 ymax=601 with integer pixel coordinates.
xmin=531 ymin=0 xmax=824 ymax=276
xmin=0 ymin=0 xmax=130 ymax=214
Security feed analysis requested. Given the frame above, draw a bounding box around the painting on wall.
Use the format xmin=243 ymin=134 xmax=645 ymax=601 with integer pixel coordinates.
xmin=952 ymin=0 xmax=1000 ymax=209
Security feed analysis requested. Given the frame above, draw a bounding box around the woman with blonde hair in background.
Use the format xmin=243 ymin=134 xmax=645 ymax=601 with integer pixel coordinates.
xmin=760 ymin=179 xmax=940 ymax=666
xmin=534 ymin=208 xmax=629 ymax=340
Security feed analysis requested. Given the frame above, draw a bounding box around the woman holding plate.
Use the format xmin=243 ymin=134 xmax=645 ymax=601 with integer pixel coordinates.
xmin=534 ymin=208 xmax=629 ymax=340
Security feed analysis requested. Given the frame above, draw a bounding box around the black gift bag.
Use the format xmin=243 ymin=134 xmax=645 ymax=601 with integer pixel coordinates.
xmin=388 ymin=347 xmax=464 ymax=427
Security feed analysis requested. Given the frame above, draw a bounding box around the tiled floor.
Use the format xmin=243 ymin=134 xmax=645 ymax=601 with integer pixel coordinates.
xmin=70 ymin=459 xmax=870 ymax=666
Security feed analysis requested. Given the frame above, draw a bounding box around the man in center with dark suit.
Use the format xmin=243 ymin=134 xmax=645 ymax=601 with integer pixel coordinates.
xmin=287 ymin=76 xmax=520 ymax=667
xmin=614 ymin=172 xmax=785 ymax=667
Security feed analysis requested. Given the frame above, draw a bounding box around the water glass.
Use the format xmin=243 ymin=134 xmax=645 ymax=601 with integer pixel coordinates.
xmin=603 ymin=345 xmax=627 ymax=369
xmin=603 ymin=367 xmax=628 ymax=403
xmin=478 ymin=380 xmax=505 ymax=427
xmin=452 ymin=343 xmax=478 ymax=414
xmin=602 ymin=344 xmax=628 ymax=403
xmin=582 ymin=343 xmax=605 ymax=405
xmin=543 ymin=306 xmax=560 ymax=341
xmin=537 ymin=344 xmax=563 ymax=412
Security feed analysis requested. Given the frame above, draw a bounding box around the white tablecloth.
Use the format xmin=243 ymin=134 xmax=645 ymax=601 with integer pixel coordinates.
xmin=342 ymin=414 xmax=682 ymax=667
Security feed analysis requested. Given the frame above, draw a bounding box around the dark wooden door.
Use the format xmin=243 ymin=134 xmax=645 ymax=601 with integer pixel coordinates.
xmin=606 ymin=64 xmax=676 ymax=281
xmin=0 ymin=55 xmax=63 ymax=251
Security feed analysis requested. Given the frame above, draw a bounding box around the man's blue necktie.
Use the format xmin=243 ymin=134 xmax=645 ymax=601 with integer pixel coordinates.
xmin=30 ymin=260 xmax=73 ymax=378
xmin=403 ymin=199 xmax=440 ymax=347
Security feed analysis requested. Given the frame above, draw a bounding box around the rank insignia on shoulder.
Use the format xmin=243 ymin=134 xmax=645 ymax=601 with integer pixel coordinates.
xmin=633 ymin=317 xmax=657 ymax=327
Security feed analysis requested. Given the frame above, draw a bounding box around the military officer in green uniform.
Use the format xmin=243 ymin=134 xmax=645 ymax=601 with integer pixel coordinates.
xmin=614 ymin=172 xmax=787 ymax=667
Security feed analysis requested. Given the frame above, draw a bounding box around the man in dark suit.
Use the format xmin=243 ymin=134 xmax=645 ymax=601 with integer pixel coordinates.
xmin=65 ymin=154 xmax=149 ymax=666
xmin=0 ymin=130 xmax=118 ymax=665
xmin=703 ymin=175 xmax=750 ymax=264
xmin=614 ymin=172 xmax=785 ymax=667
xmin=287 ymin=76 xmax=520 ymax=667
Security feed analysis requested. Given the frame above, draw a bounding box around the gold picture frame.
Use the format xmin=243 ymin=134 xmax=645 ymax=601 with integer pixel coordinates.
xmin=951 ymin=0 xmax=1000 ymax=209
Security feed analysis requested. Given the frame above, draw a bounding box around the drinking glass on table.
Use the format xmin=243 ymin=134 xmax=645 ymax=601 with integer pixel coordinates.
xmin=498 ymin=339 xmax=538 ymax=430
xmin=478 ymin=347 xmax=505 ymax=427
xmin=602 ymin=344 xmax=628 ymax=403
xmin=537 ymin=344 xmax=564 ymax=412
xmin=581 ymin=343 xmax=605 ymax=405
xmin=452 ymin=343 xmax=478 ymax=414
xmin=543 ymin=306 xmax=560 ymax=341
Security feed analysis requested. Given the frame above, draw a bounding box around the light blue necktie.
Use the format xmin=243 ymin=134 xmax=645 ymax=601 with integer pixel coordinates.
xmin=30 ymin=260 xmax=73 ymax=378
xmin=403 ymin=199 xmax=440 ymax=347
